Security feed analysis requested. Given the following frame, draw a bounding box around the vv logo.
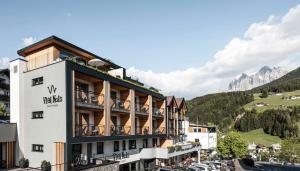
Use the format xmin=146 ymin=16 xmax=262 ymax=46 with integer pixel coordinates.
xmin=47 ymin=85 xmax=57 ymax=94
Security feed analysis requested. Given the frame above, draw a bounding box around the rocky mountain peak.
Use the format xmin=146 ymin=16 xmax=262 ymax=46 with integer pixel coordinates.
xmin=228 ymin=66 xmax=289 ymax=91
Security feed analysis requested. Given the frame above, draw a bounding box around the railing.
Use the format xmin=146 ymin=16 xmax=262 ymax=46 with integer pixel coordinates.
xmin=153 ymin=108 xmax=164 ymax=117
xmin=75 ymin=90 xmax=104 ymax=107
xmin=179 ymin=128 xmax=185 ymax=134
xmin=135 ymin=103 xmax=149 ymax=114
xmin=111 ymin=98 xmax=130 ymax=111
xmin=111 ymin=125 xmax=131 ymax=135
xmin=168 ymin=128 xmax=175 ymax=135
xmin=135 ymin=126 xmax=150 ymax=135
xmin=75 ymin=124 xmax=105 ymax=137
xmin=153 ymin=127 xmax=165 ymax=134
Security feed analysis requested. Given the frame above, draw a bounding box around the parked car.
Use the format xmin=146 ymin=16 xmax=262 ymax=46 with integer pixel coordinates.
xmin=188 ymin=165 xmax=208 ymax=171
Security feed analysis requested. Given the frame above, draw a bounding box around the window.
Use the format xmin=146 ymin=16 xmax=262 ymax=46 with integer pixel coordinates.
xmin=32 ymin=144 xmax=43 ymax=152
xmin=32 ymin=111 xmax=43 ymax=119
xmin=97 ymin=142 xmax=104 ymax=154
xmin=114 ymin=141 xmax=119 ymax=152
xmin=195 ymin=139 xmax=199 ymax=142
xmin=143 ymin=139 xmax=148 ymax=148
xmin=129 ymin=140 xmax=136 ymax=149
xmin=198 ymin=128 xmax=201 ymax=132
xmin=153 ymin=138 xmax=157 ymax=147
xmin=194 ymin=128 xmax=197 ymax=133
xmin=32 ymin=77 xmax=43 ymax=86
xmin=122 ymin=140 xmax=126 ymax=151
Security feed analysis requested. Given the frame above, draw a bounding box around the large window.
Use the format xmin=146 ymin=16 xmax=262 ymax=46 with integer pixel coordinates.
xmin=129 ymin=140 xmax=136 ymax=149
xmin=32 ymin=144 xmax=43 ymax=152
xmin=32 ymin=111 xmax=43 ymax=119
xmin=143 ymin=139 xmax=148 ymax=148
xmin=32 ymin=77 xmax=43 ymax=86
xmin=114 ymin=141 xmax=119 ymax=152
xmin=122 ymin=140 xmax=126 ymax=151
xmin=97 ymin=142 xmax=104 ymax=154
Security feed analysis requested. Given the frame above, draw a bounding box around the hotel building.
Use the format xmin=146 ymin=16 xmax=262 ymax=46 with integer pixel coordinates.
xmin=9 ymin=36 xmax=200 ymax=170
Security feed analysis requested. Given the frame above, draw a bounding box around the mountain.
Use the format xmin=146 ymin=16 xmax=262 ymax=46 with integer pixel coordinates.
xmin=252 ymin=66 xmax=300 ymax=93
xmin=228 ymin=66 xmax=288 ymax=91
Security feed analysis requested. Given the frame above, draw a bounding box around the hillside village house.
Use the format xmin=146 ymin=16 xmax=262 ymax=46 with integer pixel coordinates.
xmin=184 ymin=119 xmax=217 ymax=151
xmin=8 ymin=36 xmax=201 ymax=170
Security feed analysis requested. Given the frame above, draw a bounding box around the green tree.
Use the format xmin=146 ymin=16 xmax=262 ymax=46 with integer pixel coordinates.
xmin=0 ymin=103 xmax=6 ymax=115
xmin=217 ymin=131 xmax=247 ymax=158
xmin=260 ymin=89 xmax=268 ymax=98
xmin=280 ymin=138 xmax=300 ymax=163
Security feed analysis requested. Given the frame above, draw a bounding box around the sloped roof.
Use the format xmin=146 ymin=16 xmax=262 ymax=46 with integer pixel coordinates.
xmin=166 ymin=96 xmax=176 ymax=107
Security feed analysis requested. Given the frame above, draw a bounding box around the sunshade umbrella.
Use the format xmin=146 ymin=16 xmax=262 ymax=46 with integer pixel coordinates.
xmin=88 ymin=59 xmax=106 ymax=67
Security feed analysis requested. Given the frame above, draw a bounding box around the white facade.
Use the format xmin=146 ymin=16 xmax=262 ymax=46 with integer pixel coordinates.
xmin=10 ymin=59 xmax=67 ymax=167
xmin=184 ymin=119 xmax=217 ymax=150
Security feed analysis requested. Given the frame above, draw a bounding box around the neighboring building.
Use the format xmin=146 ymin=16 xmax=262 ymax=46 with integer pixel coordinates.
xmin=10 ymin=36 xmax=200 ymax=170
xmin=0 ymin=69 xmax=10 ymax=119
xmin=184 ymin=118 xmax=217 ymax=150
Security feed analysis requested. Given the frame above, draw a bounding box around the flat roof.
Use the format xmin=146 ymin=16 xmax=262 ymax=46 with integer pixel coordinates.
xmin=17 ymin=35 xmax=121 ymax=69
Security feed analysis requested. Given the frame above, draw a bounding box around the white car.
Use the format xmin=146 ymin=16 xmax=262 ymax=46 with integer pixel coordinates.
xmin=188 ymin=165 xmax=208 ymax=171
xmin=191 ymin=164 xmax=210 ymax=171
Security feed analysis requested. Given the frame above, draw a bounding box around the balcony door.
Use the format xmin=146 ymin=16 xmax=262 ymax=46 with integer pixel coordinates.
xmin=111 ymin=116 xmax=117 ymax=126
xmin=76 ymin=82 xmax=89 ymax=102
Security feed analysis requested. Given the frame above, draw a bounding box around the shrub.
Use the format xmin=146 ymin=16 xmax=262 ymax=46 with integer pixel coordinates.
xmin=167 ymin=146 xmax=175 ymax=153
xmin=19 ymin=157 xmax=29 ymax=168
xmin=175 ymin=145 xmax=182 ymax=151
xmin=41 ymin=160 xmax=51 ymax=171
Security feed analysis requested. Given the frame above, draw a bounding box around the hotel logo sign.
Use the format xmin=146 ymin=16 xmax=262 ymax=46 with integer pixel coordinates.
xmin=43 ymin=85 xmax=63 ymax=107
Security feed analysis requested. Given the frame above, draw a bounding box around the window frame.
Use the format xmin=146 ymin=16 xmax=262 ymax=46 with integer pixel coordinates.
xmin=97 ymin=142 xmax=104 ymax=154
xmin=129 ymin=140 xmax=136 ymax=150
xmin=32 ymin=111 xmax=44 ymax=119
xmin=32 ymin=77 xmax=43 ymax=86
xmin=32 ymin=144 xmax=44 ymax=152
xmin=113 ymin=141 xmax=119 ymax=152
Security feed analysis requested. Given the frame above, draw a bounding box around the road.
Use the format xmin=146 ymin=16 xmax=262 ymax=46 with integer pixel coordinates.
xmin=235 ymin=160 xmax=300 ymax=171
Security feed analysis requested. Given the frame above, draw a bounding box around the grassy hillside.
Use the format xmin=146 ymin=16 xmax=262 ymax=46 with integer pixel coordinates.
xmin=240 ymin=129 xmax=282 ymax=146
xmin=244 ymin=90 xmax=300 ymax=113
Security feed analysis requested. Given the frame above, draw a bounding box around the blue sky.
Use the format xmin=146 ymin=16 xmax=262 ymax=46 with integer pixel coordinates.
xmin=1 ymin=1 xmax=300 ymax=97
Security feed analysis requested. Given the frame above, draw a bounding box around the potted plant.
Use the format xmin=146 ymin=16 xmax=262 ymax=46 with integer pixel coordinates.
xmin=167 ymin=146 xmax=175 ymax=153
xmin=19 ymin=157 xmax=29 ymax=168
xmin=175 ymin=145 xmax=182 ymax=151
xmin=143 ymin=128 xmax=148 ymax=135
xmin=41 ymin=160 xmax=51 ymax=171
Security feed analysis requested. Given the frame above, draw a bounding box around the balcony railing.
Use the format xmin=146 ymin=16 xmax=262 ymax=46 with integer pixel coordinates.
xmin=179 ymin=128 xmax=185 ymax=134
xmin=75 ymin=124 xmax=105 ymax=137
xmin=168 ymin=128 xmax=175 ymax=135
xmin=153 ymin=108 xmax=164 ymax=117
xmin=111 ymin=125 xmax=131 ymax=136
xmin=75 ymin=90 xmax=104 ymax=108
xmin=135 ymin=126 xmax=150 ymax=135
xmin=153 ymin=127 xmax=165 ymax=134
xmin=111 ymin=98 xmax=130 ymax=112
xmin=135 ymin=103 xmax=149 ymax=115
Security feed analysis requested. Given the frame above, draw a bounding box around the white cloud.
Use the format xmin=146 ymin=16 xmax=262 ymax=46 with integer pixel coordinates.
xmin=22 ymin=36 xmax=36 ymax=46
xmin=127 ymin=5 xmax=300 ymax=99
xmin=0 ymin=57 xmax=10 ymax=68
